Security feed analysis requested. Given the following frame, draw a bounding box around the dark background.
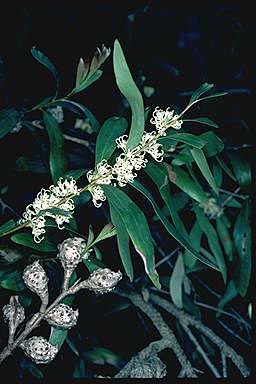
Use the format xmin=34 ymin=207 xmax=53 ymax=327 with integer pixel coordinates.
xmin=0 ymin=0 xmax=254 ymax=379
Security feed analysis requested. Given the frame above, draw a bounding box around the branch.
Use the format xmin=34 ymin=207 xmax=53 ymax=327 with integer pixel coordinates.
xmin=115 ymin=289 xmax=198 ymax=378
xmin=150 ymin=293 xmax=250 ymax=377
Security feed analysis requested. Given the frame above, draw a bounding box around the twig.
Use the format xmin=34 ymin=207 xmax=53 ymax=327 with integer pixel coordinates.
xmin=217 ymin=319 xmax=252 ymax=347
xmin=115 ymin=289 xmax=198 ymax=378
xmin=181 ymin=323 xmax=221 ymax=377
xmin=221 ymin=351 xmax=227 ymax=378
xmin=150 ymin=293 xmax=250 ymax=377
xmin=220 ymin=187 xmax=241 ymax=207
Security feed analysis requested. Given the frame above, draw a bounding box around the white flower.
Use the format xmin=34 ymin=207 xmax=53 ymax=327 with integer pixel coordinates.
xmin=87 ymin=160 xmax=113 ymax=207
xmin=141 ymin=132 xmax=164 ymax=162
xmin=19 ymin=177 xmax=81 ymax=242
xmin=150 ymin=107 xmax=183 ymax=135
xmin=88 ymin=185 xmax=107 ymax=208
xmin=112 ymin=153 xmax=138 ymax=187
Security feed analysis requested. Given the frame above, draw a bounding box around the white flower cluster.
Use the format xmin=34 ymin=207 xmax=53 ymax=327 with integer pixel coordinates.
xmin=86 ymin=106 xmax=181 ymax=207
xmin=150 ymin=106 xmax=183 ymax=135
xmin=87 ymin=160 xmax=113 ymax=208
xmin=199 ymin=197 xmax=224 ymax=219
xmin=19 ymin=177 xmax=81 ymax=243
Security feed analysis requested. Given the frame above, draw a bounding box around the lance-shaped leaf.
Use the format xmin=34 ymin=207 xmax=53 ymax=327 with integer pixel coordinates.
xmin=131 ymin=179 xmax=219 ymax=270
xmin=113 ymin=39 xmax=144 ymax=150
xmin=43 ymin=110 xmax=68 ymax=183
xmin=103 ymin=185 xmax=160 ymax=288
xmin=190 ymin=148 xmax=218 ymax=195
xmin=193 ymin=205 xmax=227 ymax=283
xmin=109 ymin=203 xmax=134 ymax=281
xmin=169 ymin=253 xmax=185 ymax=308
xmin=233 ymin=200 xmax=251 ymax=296
xmin=95 ymin=117 xmax=128 ymax=165
xmin=31 ymin=47 xmax=60 ymax=98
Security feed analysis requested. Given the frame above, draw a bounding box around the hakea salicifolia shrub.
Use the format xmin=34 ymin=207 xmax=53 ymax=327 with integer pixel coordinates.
xmin=1 ymin=238 xmax=122 ymax=365
xmin=19 ymin=107 xmax=183 ymax=242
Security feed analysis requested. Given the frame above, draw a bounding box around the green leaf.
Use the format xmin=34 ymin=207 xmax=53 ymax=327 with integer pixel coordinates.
xmin=84 ymin=347 xmax=124 ymax=367
xmin=103 ymin=185 xmax=160 ymax=288
xmin=51 ymin=99 xmax=100 ymax=131
xmin=49 ymin=328 xmax=68 ymax=349
xmin=184 ymin=117 xmax=219 ymax=129
xmin=43 ymin=110 xmax=68 ymax=183
xmin=217 ymin=280 xmax=237 ymax=315
xmin=189 ymin=82 xmax=214 ymax=103
xmin=169 ymin=253 xmax=185 ymax=308
xmin=72 ymin=70 xmax=103 ymax=94
xmin=199 ymin=132 xmax=224 ymax=157
xmin=212 ymin=162 xmax=223 ymax=188
xmin=184 ymin=222 xmax=203 ymax=268
xmin=216 ymin=156 xmax=236 ymax=181
xmin=193 ymin=205 xmax=227 ymax=283
xmin=109 ymin=203 xmax=134 ymax=281
xmin=95 ymin=117 xmax=128 ymax=165
xmin=160 ymin=132 xmax=207 ymax=149
xmin=131 ymin=179 xmax=219 ymax=270
xmin=113 ymin=39 xmax=144 ymax=150
xmin=31 ymin=47 xmax=60 ymax=98
xmin=228 ymin=153 xmax=251 ymax=190
xmin=0 ymin=108 xmax=23 ymax=140
xmin=11 ymin=232 xmax=57 ymax=252
xmin=0 ymin=270 xmax=26 ymax=291
xmin=190 ymin=148 xmax=218 ymax=194
xmin=91 ymin=223 xmax=117 ymax=246
xmin=146 ymin=163 xmax=189 ymax=241
xmin=163 ymin=162 xmax=207 ymax=203
xmin=216 ymin=216 xmax=233 ymax=262
xmin=64 ymin=168 xmax=87 ymax=180
xmin=66 ymin=335 xmax=79 ymax=357
xmin=233 ymin=200 xmax=251 ymax=296
xmin=0 ymin=219 xmax=17 ymax=235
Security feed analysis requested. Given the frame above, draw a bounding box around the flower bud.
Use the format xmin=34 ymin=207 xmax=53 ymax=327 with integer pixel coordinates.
xmin=3 ymin=296 xmax=25 ymax=344
xmin=45 ymin=304 xmax=78 ymax=330
xmin=23 ymin=261 xmax=49 ymax=301
xmin=57 ymin=237 xmax=89 ymax=290
xmin=20 ymin=336 xmax=58 ymax=364
xmin=57 ymin=237 xmax=88 ymax=270
xmin=85 ymin=268 xmax=122 ymax=294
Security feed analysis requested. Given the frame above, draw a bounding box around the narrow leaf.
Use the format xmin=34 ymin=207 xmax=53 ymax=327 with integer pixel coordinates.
xmin=233 ymin=200 xmax=251 ymax=296
xmin=51 ymin=99 xmax=100 ymax=131
xmin=113 ymin=39 xmax=144 ymax=150
xmin=169 ymin=253 xmax=185 ymax=308
xmin=103 ymin=185 xmax=160 ymax=288
xmin=109 ymin=203 xmax=134 ymax=281
xmin=194 ymin=205 xmax=227 ymax=283
xmin=184 ymin=222 xmax=202 ymax=268
xmin=160 ymin=132 xmax=207 ymax=149
xmin=31 ymin=47 xmax=60 ymax=98
xmin=189 ymin=82 xmax=214 ymax=103
xmin=184 ymin=117 xmax=219 ymax=129
xmin=190 ymin=148 xmax=218 ymax=194
xmin=95 ymin=117 xmax=128 ymax=165
xmin=11 ymin=232 xmax=57 ymax=252
xmin=43 ymin=110 xmax=68 ymax=183
xmin=131 ymin=179 xmax=219 ymax=270
xmin=228 ymin=152 xmax=251 ymax=190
